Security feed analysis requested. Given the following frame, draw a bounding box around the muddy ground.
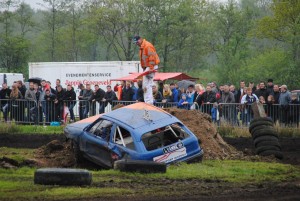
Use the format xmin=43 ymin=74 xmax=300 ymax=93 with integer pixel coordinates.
xmin=1 ymin=108 xmax=299 ymax=200
xmin=0 ymin=134 xmax=300 ymax=201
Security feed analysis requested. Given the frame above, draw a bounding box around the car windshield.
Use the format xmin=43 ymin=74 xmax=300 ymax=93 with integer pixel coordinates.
xmin=141 ymin=123 xmax=190 ymax=151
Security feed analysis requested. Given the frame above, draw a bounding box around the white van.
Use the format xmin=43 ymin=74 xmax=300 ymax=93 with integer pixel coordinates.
xmin=0 ymin=73 xmax=24 ymax=89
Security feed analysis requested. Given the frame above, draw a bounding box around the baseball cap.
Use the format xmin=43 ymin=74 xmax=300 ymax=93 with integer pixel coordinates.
xmin=133 ymin=35 xmax=141 ymax=44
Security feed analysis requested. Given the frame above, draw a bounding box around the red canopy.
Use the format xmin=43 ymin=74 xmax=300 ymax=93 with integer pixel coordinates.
xmin=110 ymin=72 xmax=198 ymax=82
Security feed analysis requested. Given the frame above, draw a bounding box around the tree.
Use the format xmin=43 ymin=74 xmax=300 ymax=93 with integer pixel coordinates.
xmin=209 ymin=0 xmax=255 ymax=84
xmin=15 ymin=2 xmax=35 ymax=37
xmin=254 ymin=0 xmax=300 ymax=88
xmin=41 ymin=0 xmax=66 ymax=61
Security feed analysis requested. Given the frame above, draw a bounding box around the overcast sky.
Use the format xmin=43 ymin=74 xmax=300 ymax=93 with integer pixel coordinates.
xmin=23 ymin=0 xmax=228 ymax=10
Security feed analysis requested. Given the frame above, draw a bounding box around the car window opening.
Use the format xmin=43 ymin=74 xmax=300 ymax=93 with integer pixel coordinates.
xmin=114 ymin=126 xmax=135 ymax=150
xmin=89 ymin=119 xmax=113 ymax=141
xmin=142 ymin=123 xmax=190 ymax=151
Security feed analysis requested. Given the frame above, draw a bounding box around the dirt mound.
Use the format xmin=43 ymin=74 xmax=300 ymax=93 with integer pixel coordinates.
xmin=34 ymin=140 xmax=75 ymax=167
xmin=164 ymin=108 xmax=240 ymax=160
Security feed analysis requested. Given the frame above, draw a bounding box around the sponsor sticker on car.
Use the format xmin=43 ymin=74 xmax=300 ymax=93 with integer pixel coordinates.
xmin=153 ymin=143 xmax=187 ymax=163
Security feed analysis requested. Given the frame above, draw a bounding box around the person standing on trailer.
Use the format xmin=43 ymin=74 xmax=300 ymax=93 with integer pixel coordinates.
xmin=133 ymin=36 xmax=160 ymax=104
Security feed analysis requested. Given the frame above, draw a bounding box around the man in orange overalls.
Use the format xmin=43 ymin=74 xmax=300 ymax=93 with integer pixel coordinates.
xmin=133 ymin=36 xmax=160 ymax=104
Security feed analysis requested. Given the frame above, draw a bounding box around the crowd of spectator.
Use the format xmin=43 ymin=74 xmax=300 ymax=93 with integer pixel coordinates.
xmin=0 ymin=78 xmax=299 ymax=127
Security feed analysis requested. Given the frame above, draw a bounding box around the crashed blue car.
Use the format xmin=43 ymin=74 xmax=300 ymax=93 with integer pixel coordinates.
xmin=64 ymin=102 xmax=203 ymax=168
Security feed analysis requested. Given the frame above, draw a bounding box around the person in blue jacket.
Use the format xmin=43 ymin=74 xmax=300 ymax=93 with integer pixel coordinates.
xmin=177 ymin=93 xmax=190 ymax=110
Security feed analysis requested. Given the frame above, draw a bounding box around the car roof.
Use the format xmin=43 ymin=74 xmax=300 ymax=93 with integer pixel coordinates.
xmin=102 ymin=102 xmax=175 ymax=129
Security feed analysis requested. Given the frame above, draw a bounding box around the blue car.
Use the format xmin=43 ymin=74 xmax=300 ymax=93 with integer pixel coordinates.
xmin=64 ymin=102 xmax=203 ymax=168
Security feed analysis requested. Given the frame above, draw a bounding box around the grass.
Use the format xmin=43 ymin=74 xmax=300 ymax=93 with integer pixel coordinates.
xmin=218 ymin=122 xmax=300 ymax=138
xmin=0 ymin=123 xmax=64 ymax=135
xmin=0 ymin=160 xmax=299 ymax=200
xmin=0 ymin=147 xmax=35 ymax=164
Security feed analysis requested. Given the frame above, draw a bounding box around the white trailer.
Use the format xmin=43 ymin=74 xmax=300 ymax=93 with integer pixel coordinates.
xmin=28 ymin=61 xmax=141 ymax=91
xmin=0 ymin=73 xmax=24 ymax=89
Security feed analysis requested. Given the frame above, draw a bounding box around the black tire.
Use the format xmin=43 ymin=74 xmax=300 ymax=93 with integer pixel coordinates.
xmin=72 ymin=140 xmax=85 ymax=164
xmin=259 ymin=150 xmax=283 ymax=159
xmin=256 ymin=145 xmax=281 ymax=155
xmin=256 ymin=140 xmax=281 ymax=149
xmin=252 ymin=128 xmax=278 ymax=140
xmin=253 ymin=136 xmax=279 ymax=147
xmin=34 ymin=168 xmax=92 ymax=186
xmin=249 ymin=121 xmax=274 ymax=133
xmin=114 ymin=159 xmax=167 ymax=173
xmin=250 ymin=117 xmax=273 ymax=125
xmin=251 ymin=125 xmax=273 ymax=135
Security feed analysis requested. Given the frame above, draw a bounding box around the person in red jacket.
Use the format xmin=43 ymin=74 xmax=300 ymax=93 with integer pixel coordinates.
xmin=133 ymin=35 xmax=160 ymax=104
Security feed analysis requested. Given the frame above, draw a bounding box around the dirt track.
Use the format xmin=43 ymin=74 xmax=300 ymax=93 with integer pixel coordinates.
xmin=0 ymin=134 xmax=300 ymax=201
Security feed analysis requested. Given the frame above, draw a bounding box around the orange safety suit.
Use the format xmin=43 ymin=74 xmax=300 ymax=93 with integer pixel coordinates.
xmin=139 ymin=39 xmax=160 ymax=70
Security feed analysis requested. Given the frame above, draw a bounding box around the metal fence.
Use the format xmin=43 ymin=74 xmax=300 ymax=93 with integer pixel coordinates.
xmin=0 ymin=99 xmax=299 ymax=127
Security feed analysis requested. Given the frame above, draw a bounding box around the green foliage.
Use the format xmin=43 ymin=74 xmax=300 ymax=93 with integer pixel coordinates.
xmin=0 ymin=0 xmax=299 ymax=87
xmin=0 ymin=123 xmax=64 ymax=134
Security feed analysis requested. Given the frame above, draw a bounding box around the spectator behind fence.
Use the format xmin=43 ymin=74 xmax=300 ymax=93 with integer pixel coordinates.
xmin=25 ymin=82 xmax=37 ymax=123
xmin=136 ymin=80 xmax=144 ymax=102
xmin=55 ymin=85 xmax=65 ymax=122
xmin=266 ymin=95 xmax=275 ymax=119
xmin=34 ymin=83 xmax=43 ymax=124
xmin=162 ymin=84 xmax=172 ymax=103
xmin=220 ymin=84 xmax=235 ymax=124
xmin=240 ymin=87 xmax=259 ymax=125
xmin=44 ymin=89 xmax=56 ymax=123
xmin=92 ymin=84 xmax=105 ymax=115
xmin=63 ymin=84 xmax=76 ymax=122
xmin=99 ymin=85 xmax=117 ymax=114
xmin=254 ymin=81 xmax=269 ymax=101
xmin=186 ymin=85 xmax=195 ymax=105
xmin=77 ymin=84 xmax=85 ymax=120
xmin=46 ymin=81 xmax=56 ymax=95
xmin=177 ymin=93 xmax=190 ymax=110
xmin=211 ymin=102 xmax=220 ymax=125
xmin=200 ymin=84 xmax=216 ymax=114
xmin=82 ymin=84 xmax=93 ymax=119
xmin=290 ymin=93 xmax=300 ymax=127
xmin=279 ymin=84 xmax=291 ymax=125
xmin=170 ymin=83 xmax=179 ymax=102
xmin=131 ymin=81 xmax=138 ymax=101
xmin=267 ymin=79 xmax=274 ymax=95
xmin=152 ymin=84 xmax=162 ymax=104
xmin=237 ymin=80 xmax=246 ymax=103
xmin=0 ymin=83 xmax=11 ymax=121
xmin=121 ymin=81 xmax=134 ymax=101
xmin=10 ymin=84 xmax=23 ymax=122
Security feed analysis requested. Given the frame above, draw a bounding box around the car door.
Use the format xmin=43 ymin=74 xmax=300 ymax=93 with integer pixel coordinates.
xmin=80 ymin=119 xmax=115 ymax=168
xmin=108 ymin=125 xmax=137 ymax=160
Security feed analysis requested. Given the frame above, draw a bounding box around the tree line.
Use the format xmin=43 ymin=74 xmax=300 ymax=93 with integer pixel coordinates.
xmin=0 ymin=0 xmax=299 ymax=89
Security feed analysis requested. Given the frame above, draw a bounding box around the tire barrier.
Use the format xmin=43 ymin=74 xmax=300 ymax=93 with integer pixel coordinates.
xmin=249 ymin=117 xmax=283 ymax=159
xmin=34 ymin=168 xmax=92 ymax=186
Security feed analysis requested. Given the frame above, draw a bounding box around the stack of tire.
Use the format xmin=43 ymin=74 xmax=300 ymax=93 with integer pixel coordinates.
xmin=249 ymin=117 xmax=283 ymax=159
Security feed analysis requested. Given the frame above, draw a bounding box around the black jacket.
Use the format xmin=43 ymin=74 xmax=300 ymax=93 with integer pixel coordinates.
xmin=92 ymin=88 xmax=105 ymax=102
xmin=254 ymin=88 xmax=269 ymax=101
xmin=104 ymin=91 xmax=117 ymax=106
xmin=136 ymin=87 xmax=144 ymax=102
xmin=201 ymin=91 xmax=216 ymax=103
xmin=273 ymin=91 xmax=280 ymax=104
xmin=63 ymin=89 xmax=76 ymax=101
xmin=0 ymin=88 xmax=12 ymax=105
xmin=122 ymin=87 xmax=134 ymax=101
